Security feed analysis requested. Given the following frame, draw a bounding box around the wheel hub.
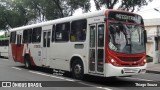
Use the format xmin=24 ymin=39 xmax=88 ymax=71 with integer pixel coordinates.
xmin=74 ymin=64 xmax=81 ymax=74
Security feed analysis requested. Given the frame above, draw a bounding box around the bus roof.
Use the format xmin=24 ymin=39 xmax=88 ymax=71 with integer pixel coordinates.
xmin=10 ymin=9 xmax=139 ymax=32
xmin=10 ymin=10 xmax=107 ymax=32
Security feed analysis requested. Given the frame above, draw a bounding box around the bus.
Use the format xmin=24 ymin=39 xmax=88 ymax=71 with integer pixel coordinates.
xmin=0 ymin=37 xmax=9 ymax=58
xmin=9 ymin=9 xmax=147 ymax=79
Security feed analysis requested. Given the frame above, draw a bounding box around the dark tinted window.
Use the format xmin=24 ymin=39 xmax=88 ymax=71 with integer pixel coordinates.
xmin=23 ymin=29 xmax=32 ymax=43
xmin=52 ymin=25 xmax=55 ymax=42
xmin=55 ymin=22 xmax=70 ymax=42
xmin=10 ymin=32 xmax=16 ymax=43
xmin=32 ymin=27 xmax=42 ymax=43
xmin=70 ymin=19 xmax=87 ymax=42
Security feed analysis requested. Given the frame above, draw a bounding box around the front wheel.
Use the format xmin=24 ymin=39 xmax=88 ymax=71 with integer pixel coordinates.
xmin=72 ymin=60 xmax=84 ymax=80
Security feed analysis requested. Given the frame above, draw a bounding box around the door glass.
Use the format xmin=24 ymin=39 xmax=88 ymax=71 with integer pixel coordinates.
xmin=97 ymin=49 xmax=104 ymax=72
xmin=98 ymin=24 xmax=104 ymax=47
xmin=17 ymin=35 xmax=22 ymax=47
xmin=90 ymin=26 xmax=96 ymax=47
xmin=47 ymin=31 xmax=51 ymax=47
xmin=89 ymin=25 xmax=96 ymax=71
xmin=89 ymin=24 xmax=104 ymax=73
xmin=43 ymin=32 xmax=47 ymax=47
xmin=89 ymin=49 xmax=95 ymax=71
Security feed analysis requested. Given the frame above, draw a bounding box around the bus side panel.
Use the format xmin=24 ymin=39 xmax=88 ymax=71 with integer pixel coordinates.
xmin=49 ymin=43 xmax=71 ymax=71
xmin=29 ymin=44 xmax=42 ymax=66
xmin=49 ymin=42 xmax=88 ymax=72
xmin=9 ymin=44 xmax=24 ymax=63
xmin=16 ymin=44 xmax=24 ymax=63
xmin=10 ymin=44 xmax=17 ymax=62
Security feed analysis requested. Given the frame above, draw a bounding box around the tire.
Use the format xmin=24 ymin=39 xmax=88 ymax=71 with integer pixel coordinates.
xmin=72 ymin=60 xmax=84 ymax=80
xmin=24 ymin=55 xmax=31 ymax=69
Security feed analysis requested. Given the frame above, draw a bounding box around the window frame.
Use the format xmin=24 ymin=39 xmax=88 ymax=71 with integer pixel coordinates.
xmin=70 ymin=19 xmax=87 ymax=42
xmin=55 ymin=22 xmax=70 ymax=42
xmin=32 ymin=27 xmax=42 ymax=43
xmin=10 ymin=31 xmax=16 ymax=44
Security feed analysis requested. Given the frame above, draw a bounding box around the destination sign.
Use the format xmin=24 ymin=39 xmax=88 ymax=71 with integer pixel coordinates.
xmin=108 ymin=11 xmax=143 ymax=24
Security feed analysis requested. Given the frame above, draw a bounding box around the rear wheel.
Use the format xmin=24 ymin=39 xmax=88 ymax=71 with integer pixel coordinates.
xmin=72 ymin=60 xmax=84 ymax=80
xmin=24 ymin=55 xmax=31 ymax=69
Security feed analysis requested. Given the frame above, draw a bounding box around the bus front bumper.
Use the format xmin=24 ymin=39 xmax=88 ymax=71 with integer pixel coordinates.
xmin=105 ymin=63 xmax=147 ymax=77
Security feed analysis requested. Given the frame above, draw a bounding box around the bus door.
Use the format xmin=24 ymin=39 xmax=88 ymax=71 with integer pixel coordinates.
xmin=42 ymin=30 xmax=51 ymax=66
xmin=89 ymin=23 xmax=105 ymax=74
xmin=16 ymin=34 xmax=22 ymax=62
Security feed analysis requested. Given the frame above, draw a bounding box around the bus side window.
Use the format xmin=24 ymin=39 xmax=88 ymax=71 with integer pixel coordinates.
xmin=23 ymin=30 xmax=28 ymax=43
xmin=28 ymin=29 xmax=32 ymax=43
xmin=55 ymin=22 xmax=70 ymax=42
xmin=52 ymin=25 xmax=55 ymax=42
xmin=32 ymin=27 xmax=42 ymax=43
xmin=0 ymin=41 xmax=1 ymax=46
xmin=6 ymin=40 xmax=9 ymax=46
xmin=23 ymin=29 xmax=32 ymax=43
xmin=10 ymin=32 xmax=16 ymax=44
xmin=71 ymin=19 xmax=87 ymax=42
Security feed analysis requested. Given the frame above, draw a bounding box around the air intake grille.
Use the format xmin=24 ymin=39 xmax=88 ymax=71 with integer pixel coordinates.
xmin=118 ymin=57 xmax=142 ymax=62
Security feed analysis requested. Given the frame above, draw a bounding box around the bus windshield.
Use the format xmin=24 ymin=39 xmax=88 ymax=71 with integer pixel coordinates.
xmin=108 ymin=22 xmax=145 ymax=54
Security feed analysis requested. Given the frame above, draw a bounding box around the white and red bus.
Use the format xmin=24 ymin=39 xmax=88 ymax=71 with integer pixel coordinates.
xmin=9 ymin=9 xmax=147 ymax=79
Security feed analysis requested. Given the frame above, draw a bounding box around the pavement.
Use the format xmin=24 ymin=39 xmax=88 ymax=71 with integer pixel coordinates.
xmin=146 ymin=63 xmax=160 ymax=74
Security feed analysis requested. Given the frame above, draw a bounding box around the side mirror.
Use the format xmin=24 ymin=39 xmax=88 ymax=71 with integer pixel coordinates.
xmin=144 ymin=30 xmax=147 ymax=43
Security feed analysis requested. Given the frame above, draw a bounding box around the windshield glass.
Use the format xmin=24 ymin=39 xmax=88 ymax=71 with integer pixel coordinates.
xmin=108 ymin=22 xmax=145 ymax=54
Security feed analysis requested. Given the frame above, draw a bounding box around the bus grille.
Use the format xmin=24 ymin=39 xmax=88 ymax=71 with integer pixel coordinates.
xmin=118 ymin=57 xmax=142 ymax=62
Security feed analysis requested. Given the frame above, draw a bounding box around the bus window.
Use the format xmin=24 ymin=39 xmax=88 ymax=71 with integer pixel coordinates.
xmin=55 ymin=22 xmax=70 ymax=42
xmin=0 ymin=41 xmax=1 ymax=46
xmin=6 ymin=40 xmax=9 ymax=46
xmin=28 ymin=29 xmax=32 ymax=43
xmin=23 ymin=29 xmax=32 ymax=43
xmin=71 ymin=19 xmax=87 ymax=42
xmin=52 ymin=25 xmax=55 ymax=42
xmin=2 ymin=40 xmax=4 ymax=46
xmin=43 ymin=32 xmax=47 ymax=47
xmin=98 ymin=24 xmax=104 ymax=47
xmin=23 ymin=30 xmax=28 ymax=43
xmin=17 ymin=35 xmax=22 ymax=47
xmin=10 ymin=32 xmax=16 ymax=43
xmin=90 ymin=26 xmax=96 ymax=47
xmin=47 ymin=31 xmax=51 ymax=47
xmin=32 ymin=27 xmax=42 ymax=43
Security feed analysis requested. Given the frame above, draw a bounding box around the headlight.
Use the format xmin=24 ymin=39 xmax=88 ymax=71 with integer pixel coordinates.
xmin=144 ymin=59 xmax=147 ymax=63
xmin=111 ymin=59 xmax=116 ymax=63
xmin=109 ymin=57 xmax=119 ymax=66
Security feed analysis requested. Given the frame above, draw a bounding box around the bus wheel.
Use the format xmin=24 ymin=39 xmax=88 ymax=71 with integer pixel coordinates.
xmin=24 ymin=55 xmax=31 ymax=69
xmin=72 ymin=60 xmax=84 ymax=80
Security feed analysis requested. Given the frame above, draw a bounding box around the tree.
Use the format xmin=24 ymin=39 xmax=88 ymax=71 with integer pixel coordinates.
xmin=22 ymin=0 xmax=91 ymax=20
xmin=0 ymin=0 xmax=91 ymax=31
xmin=0 ymin=6 xmax=7 ymax=30
xmin=0 ymin=0 xmax=36 ymax=30
xmin=94 ymin=0 xmax=153 ymax=12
